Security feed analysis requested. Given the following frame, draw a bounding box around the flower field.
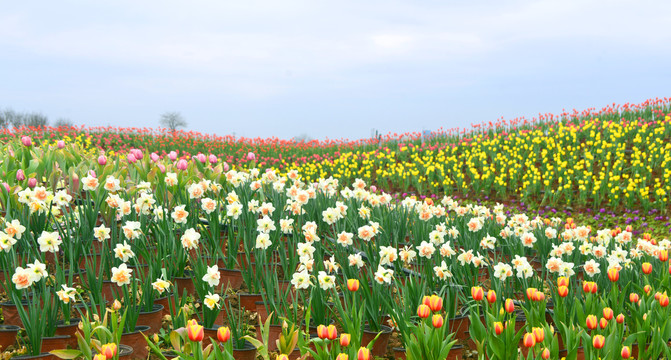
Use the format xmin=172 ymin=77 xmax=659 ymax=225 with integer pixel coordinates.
xmin=0 ymin=99 xmax=669 ymax=360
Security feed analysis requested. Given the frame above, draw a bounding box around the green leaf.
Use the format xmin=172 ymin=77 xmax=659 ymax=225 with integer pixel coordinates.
xmin=49 ymin=350 xmax=83 ymax=359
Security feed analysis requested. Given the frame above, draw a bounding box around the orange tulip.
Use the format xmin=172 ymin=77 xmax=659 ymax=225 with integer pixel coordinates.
xmin=603 ymin=307 xmax=613 ymax=321
xmin=217 ymin=326 xmax=231 ymax=342
xmin=586 ymin=315 xmax=598 ymax=330
xmin=583 ymin=281 xmax=598 ymax=294
xmin=493 ymin=322 xmax=504 ymax=335
xmin=660 ymin=294 xmax=669 ymax=307
xmin=616 ymin=313 xmax=625 ymax=324
xmin=504 ymin=298 xmax=515 ymax=313
xmin=187 ymin=320 xmax=204 ymax=342
xmin=336 ymin=354 xmax=349 ymax=360
xmin=607 ymin=268 xmax=619 ymax=282
xmin=417 ymin=304 xmax=431 ymax=319
xmin=326 ymin=324 xmax=338 ymax=340
xmin=558 ymin=286 xmax=569 ymax=297
xmin=599 ymin=317 xmax=608 ymax=329
xmin=428 ymin=295 xmax=443 ymax=312
xmin=526 ymin=287 xmax=538 ymax=300
xmin=471 ymin=286 xmax=484 ymax=301
xmin=592 ymin=334 xmax=605 ymax=349
xmin=347 ymin=279 xmax=360 ymax=292
xmin=93 ymin=355 xmax=106 ymax=360
xmin=557 ymin=276 xmax=569 ymax=287
xmin=357 ymin=347 xmax=371 ymax=360
xmin=432 ymin=314 xmax=444 ymax=328
xmin=487 ymin=290 xmax=497 ymax=304
xmin=644 ymin=285 xmax=652 ymax=294
xmin=100 ymin=343 xmax=117 ymax=360
xmin=317 ymin=325 xmax=328 ymax=339
xmin=276 ymin=355 xmax=289 ymax=360
xmin=523 ymin=332 xmax=536 ymax=348
xmin=642 ymin=262 xmax=652 ymax=275
xmin=542 ymin=348 xmax=550 ymax=359
xmin=532 ymin=327 xmax=544 ymax=343
xmin=630 ymin=293 xmax=640 ymax=303
xmin=621 ymin=345 xmax=631 ymax=358
xmin=340 ymin=333 xmax=351 ymax=347
xmin=660 ymin=249 xmax=669 ymax=262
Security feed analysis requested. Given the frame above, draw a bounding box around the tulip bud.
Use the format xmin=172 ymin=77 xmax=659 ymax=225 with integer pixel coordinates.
xmin=644 ymin=285 xmax=652 ymax=294
xmin=432 ymin=314 xmax=444 ymax=328
xmin=592 ymin=334 xmax=605 ymax=349
xmin=276 ymin=355 xmax=289 ymax=360
xmin=630 ymin=293 xmax=640 ymax=303
xmin=532 ymin=327 xmax=545 ymax=343
xmin=493 ymin=322 xmax=504 ymax=335
xmin=100 ymin=343 xmax=117 ymax=360
xmin=158 ymin=164 xmax=166 ymax=173
xmin=660 ymin=294 xmax=669 ymax=307
xmin=2 ymin=183 xmax=9 ymax=193
xmin=27 ymin=178 xmax=37 ymax=188
xmin=98 ymin=155 xmax=107 ymax=165
xmin=340 ymin=333 xmax=351 ymax=347
xmin=603 ymin=307 xmax=613 ymax=321
xmin=187 ymin=320 xmax=204 ymax=342
xmin=583 ymin=281 xmax=598 ymax=294
xmin=336 ymin=354 xmax=348 ymax=360
xmin=541 ymin=348 xmax=550 ymax=360
xmin=112 ymin=299 xmax=122 ymax=311
xmin=417 ymin=304 xmax=431 ymax=319
xmin=586 ymin=314 xmax=598 ymax=330
xmin=93 ymin=354 xmax=106 ymax=360
xmin=660 ymin=250 xmax=669 ymax=262
xmin=223 ymin=162 xmax=230 ymax=172
xmin=246 ymin=152 xmax=256 ymax=161
xmin=176 ymin=159 xmax=188 ymax=170
xmin=599 ymin=317 xmax=608 ymax=329
xmin=370 ymin=185 xmax=377 ymax=192
xmin=357 ymin=347 xmax=371 ymax=360
xmin=616 ymin=313 xmax=625 ymax=324
xmin=326 ymin=324 xmax=338 ymax=340
xmin=57 ymin=140 xmax=65 ymax=149
xmin=347 ymin=279 xmax=360 ymax=292
xmin=621 ymin=345 xmax=631 ymax=358
xmin=558 ymin=286 xmax=569 ymax=298
xmin=422 ymin=295 xmax=431 ymax=307
xmin=127 ymin=153 xmax=137 ymax=163
xmin=471 ymin=286 xmax=484 ymax=301
xmin=21 ymin=136 xmax=32 ymax=147
xmin=557 ymin=276 xmax=569 ymax=287
xmin=209 ymin=154 xmax=217 ymax=164
xmin=428 ymin=295 xmax=443 ymax=312
xmin=150 ymin=152 xmax=160 ymax=162
xmin=487 ymin=290 xmax=497 ymax=304
xmin=168 ymin=150 xmax=177 ymax=161
xmin=523 ymin=333 xmax=536 ymax=348
xmin=197 ymin=153 xmax=207 ymax=163
xmin=504 ymin=298 xmax=515 ymax=313
xmin=217 ymin=326 xmax=231 ymax=342
xmin=317 ymin=324 xmax=328 ymax=339
xmin=16 ymin=169 xmax=25 ymax=181
xmin=534 ymin=291 xmax=545 ymax=302
xmin=607 ymin=268 xmax=619 ymax=282
xmin=642 ymin=262 xmax=653 ymax=275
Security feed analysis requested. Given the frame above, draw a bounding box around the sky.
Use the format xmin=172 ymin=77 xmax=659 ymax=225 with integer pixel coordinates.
xmin=1 ymin=0 xmax=670 ymax=140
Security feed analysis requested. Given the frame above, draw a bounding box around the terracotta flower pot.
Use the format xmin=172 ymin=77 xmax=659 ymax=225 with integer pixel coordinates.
xmin=118 ymin=344 xmax=134 ymax=360
xmin=41 ymin=335 xmax=72 ymax=353
xmin=136 ymin=304 xmax=165 ymax=334
xmin=361 ymin=324 xmax=392 ymax=357
xmin=238 ymin=293 xmax=262 ymax=311
xmin=0 ymin=324 xmax=19 ymax=350
xmin=173 ymin=273 xmax=196 ymax=298
xmin=219 ymin=268 xmax=243 ymax=290
xmin=255 ymin=324 xmax=283 ymax=352
xmin=120 ymin=326 xmax=150 ymax=360
xmin=232 ymin=340 xmax=257 ymax=360
xmin=12 ymin=352 xmax=55 ymax=360
xmin=447 ymin=344 xmax=465 ymax=360
xmin=392 ymin=347 xmax=406 ymax=360
xmin=72 ymin=301 xmax=108 ymax=319
xmin=154 ymin=294 xmax=177 ymax=317
xmin=55 ymin=319 xmax=81 ymax=348
xmin=0 ymin=300 xmax=32 ymax=327
xmin=449 ymin=313 xmax=470 ymax=340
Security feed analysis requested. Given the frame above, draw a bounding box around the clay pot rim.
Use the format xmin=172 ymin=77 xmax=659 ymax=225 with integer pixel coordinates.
xmin=11 ymin=352 xmax=53 ymax=359
xmin=362 ymin=324 xmax=393 ymax=334
xmin=55 ymin=318 xmax=82 ymax=328
xmin=232 ymin=339 xmax=256 ymax=351
xmin=138 ymin=303 xmax=164 ymax=314
xmin=43 ymin=335 xmax=71 ymax=340
xmin=0 ymin=324 xmax=20 ymax=331
xmin=121 ymin=325 xmax=151 ymax=335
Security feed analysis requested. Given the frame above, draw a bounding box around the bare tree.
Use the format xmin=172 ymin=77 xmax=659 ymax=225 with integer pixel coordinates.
xmin=293 ymin=133 xmax=313 ymax=142
xmin=55 ymin=118 xmax=74 ymax=128
xmin=160 ymin=111 xmax=187 ymax=132
xmin=24 ymin=112 xmax=49 ymax=127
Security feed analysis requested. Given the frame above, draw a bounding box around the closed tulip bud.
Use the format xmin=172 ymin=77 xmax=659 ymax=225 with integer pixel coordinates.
xmin=340 ymin=333 xmax=351 ymax=347
xmin=2 ymin=183 xmax=9 ymax=193
xmin=534 ymin=291 xmax=545 ymax=302
xmin=621 ymin=345 xmax=631 ymax=358
xmin=187 ymin=321 xmax=204 ymax=342
xmin=630 ymin=293 xmax=640 ymax=303
xmin=197 ymin=153 xmax=207 ymax=163
xmin=493 ymin=322 xmax=504 ymax=335
xmin=542 ymin=348 xmax=550 ymax=359
xmin=158 ymin=164 xmax=166 ymax=173
xmin=112 ymin=299 xmax=122 ymax=311
xmin=428 ymin=295 xmax=443 ymax=312
xmin=592 ymin=334 xmax=605 ymax=349
xmin=357 ymin=347 xmax=371 ymax=360
xmin=558 ymin=286 xmax=569 ymax=298
xmin=127 ymin=153 xmax=137 ymax=163
xmin=100 ymin=343 xmax=117 ymax=359
xmin=660 ymin=294 xmax=669 ymax=307
xmin=21 ymin=136 xmax=32 ymax=147
xmin=607 ymin=268 xmax=619 ymax=282
xmin=176 ymin=159 xmax=188 ymax=170
xmin=644 ymin=285 xmax=652 ymax=294
xmin=557 ymin=276 xmax=569 ymax=287
xmin=422 ymin=295 xmax=431 ymax=307
xmin=98 ymin=155 xmax=107 ymax=165
xmin=168 ymin=151 xmax=177 ymax=161
xmin=523 ymin=333 xmax=536 ymax=348
xmin=599 ymin=317 xmax=608 ymax=329
xmin=93 ymin=354 xmax=106 ymax=360
xmin=217 ymin=326 xmax=231 ymax=342
xmin=370 ymin=185 xmax=377 ymax=192
xmin=532 ymin=327 xmax=545 ymax=343
xmin=603 ymin=307 xmax=613 ymax=321
xmin=471 ymin=286 xmax=484 ymax=301
xmin=583 ymin=281 xmax=598 ymax=294
xmin=336 ymin=354 xmax=349 ymax=360
xmin=317 ymin=325 xmax=328 ymax=339
xmin=16 ymin=169 xmax=25 ymax=181
xmin=417 ymin=304 xmax=431 ymax=319
xmin=326 ymin=324 xmax=338 ymax=340
xmin=642 ymin=262 xmax=652 ymax=274
xmin=150 ymin=153 xmax=159 ymax=162
xmin=276 ymin=355 xmax=289 ymax=360
xmin=526 ymin=287 xmax=537 ymax=300
xmin=487 ymin=290 xmax=497 ymax=304
xmin=616 ymin=313 xmax=625 ymax=324
xmin=27 ymin=178 xmax=37 ymax=188
xmin=504 ymin=298 xmax=515 ymax=313
xmin=209 ymin=154 xmax=218 ymax=164
xmin=247 ymin=152 xmax=256 ymax=161
xmin=660 ymin=250 xmax=669 ymax=262
xmin=347 ymin=279 xmax=360 ymax=292
xmin=223 ymin=162 xmax=230 ymax=172
xmin=586 ymin=315 xmax=598 ymax=330
xmin=655 ymin=292 xmax=661 ymax=301
xmin=432 ymin=314 xmax=444 ymax=328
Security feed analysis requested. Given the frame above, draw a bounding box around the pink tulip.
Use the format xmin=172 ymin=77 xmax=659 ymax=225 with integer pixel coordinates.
xmin=16 ymin=169 xmax=25 ymax=181
xmin=169 ymin=151 xmax=178 ymax=161
xmin=208 ymin=154 xmax=217 ymax=164
xmin=89 ymin=170 xmax=97 ymax=178
xmin=196 ymin=153 xmax=206 ymax=163
xmin=27 ymin=178 xmax=37 ymax=189
xmin=176 ymin=159 xmax=188 ymax=170
xmin=127 ymin=153 xmax=137 ymax=163
xmin=223 ymin=162 xmax=230 ymax=172
xmin=150 ymin=153 xmax=159 ymax=162
xmin=370 ymin=185 xmax=377 ymax=193
xmin=246 ymin=152 xmax=256 ymax=161
xmin=98 ymin=155 xmax=107 ymax=166
xmin=2 ymin=183 xmax=9 ymax=193
xmin=158 ymin=164 xmax=166 ymax=173
xmin=132 ymin=149 xmax=143 ymax=160
xmin=57 ymin=140 xmax=65 ymax=149
xmin=21 ymin=136 xmax=32 ymax=147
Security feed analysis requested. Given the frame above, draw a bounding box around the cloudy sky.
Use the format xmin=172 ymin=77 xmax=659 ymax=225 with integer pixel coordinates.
xmin=1 ymin=0 xmax=670 ymax=140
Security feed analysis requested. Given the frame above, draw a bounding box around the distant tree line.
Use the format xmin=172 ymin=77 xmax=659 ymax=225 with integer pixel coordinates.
xmin=0 ymin=108 xmax=74 ymax=128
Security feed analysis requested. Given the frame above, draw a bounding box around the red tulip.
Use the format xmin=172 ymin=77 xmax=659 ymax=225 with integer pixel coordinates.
xmin=471 ymin=287 xmax=484 ymax=301
xmin=532 ymin=327 xmax=545 ymax=343
xmin=607 ymin=268 xmax=619 ymax=282
xmin=592 ymin=334 xmax=605 ymax=349
xmin=347 ymin=279 xmax=360 ymax=292
xmin=642 ymin=262 xmax=652 ymax=274
xmin=621 ymin=345 xmax=631 ymax=358
xmin=660 ymin=249 xmax=668 ymax=262
xmin=586 ymin=315 xmax=598 ymax=330
xmin=357 ymin=347 xmax=371 ymax=360
xmin=603 ymin=307 xmax=613 ymax=321
xmin=493 ymin=322 xmax=504 ymax=335
xmin=326 ymin=324 xmax=338 ymax=340
xmin=317 ymin=325 xmax=328 ymax=339
xmin=340 ymin=333 xmax=351 ymax=347
xmin=100 ymin=343 xmax=117 ymax=360
xmin=187 ymin=320 xmax=204 ymax=342
xmin=217 ymin=326 xmax=231 ymax=342
xmin=616 ymin=313 xmax=625 ymax=324
xmin=558 ymin=286 xmax=569 ymax=298
xmin=417 ymin=304 xmax=431 ymax=319
xmin=428 ymin=295 xmax=443 ymax=312
xmin=487 ymin=290 xmax=497 ymax=304
xmin=523 ymin=333 xmax=536 ymax=348
xmin=504 ymin=299 xmax=515 ymax=313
